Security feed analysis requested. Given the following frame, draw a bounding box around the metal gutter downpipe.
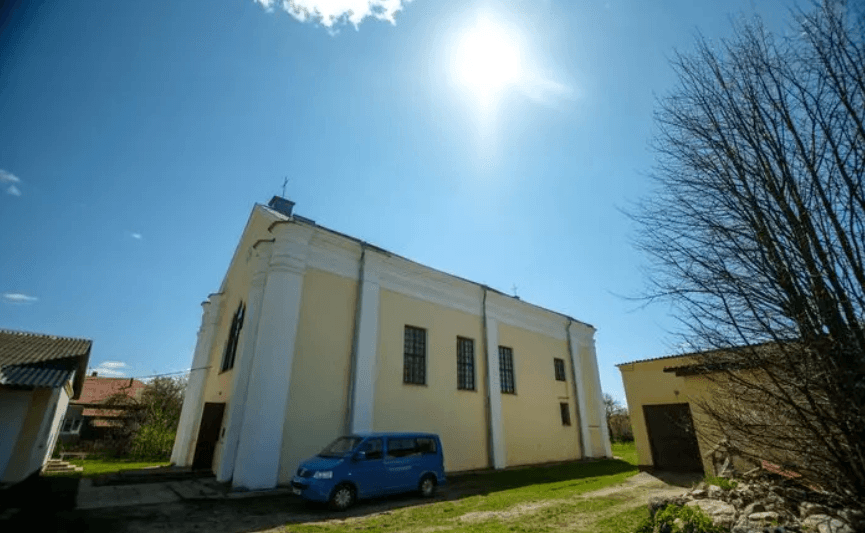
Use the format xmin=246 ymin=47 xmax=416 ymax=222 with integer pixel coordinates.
xmin=481 ymin=286 xmax=494 ymax=468
xmin=345 ymin=243 xmax=367 ymax=434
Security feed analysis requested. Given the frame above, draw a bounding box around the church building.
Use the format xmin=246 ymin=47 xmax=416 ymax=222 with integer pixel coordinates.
xmin=171 ymin=197 xmax=610 ymax=490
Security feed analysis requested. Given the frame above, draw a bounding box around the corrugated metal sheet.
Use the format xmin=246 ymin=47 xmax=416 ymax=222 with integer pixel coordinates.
xmin=0 ymin=329 xmax=92 ymax=366
xmin=0 ymin=363 xmax=75 ymax=388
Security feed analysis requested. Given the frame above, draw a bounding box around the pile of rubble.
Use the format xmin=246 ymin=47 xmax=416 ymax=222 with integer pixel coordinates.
xmin=649 ymin=470 xmax=862 ymax=533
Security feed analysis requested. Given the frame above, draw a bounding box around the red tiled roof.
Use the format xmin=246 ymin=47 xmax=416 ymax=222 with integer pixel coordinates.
xmin=73 ymin=376 xmax=146 ymax=406
xmin=81 ymin=407 xmax=139 ymax=418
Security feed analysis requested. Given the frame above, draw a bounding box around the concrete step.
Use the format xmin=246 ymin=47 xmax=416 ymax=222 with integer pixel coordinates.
xmin=43 ymin=460 xmax=84 ymax=473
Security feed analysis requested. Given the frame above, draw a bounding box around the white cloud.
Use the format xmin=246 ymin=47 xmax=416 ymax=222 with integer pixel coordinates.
xmin=130 ymin=232 xmax=143 ymax=240
xmin=2 ymin=293 xmax=38 ymax=304
xmin=518 ymin=76 xmax=574 ymax=106
xmin=1 ymin=170 xmax=22 ymax=196
xmin=91 ymin=360 xmax=128 ymax=377
xmin=255 ymin=0 xmax=410 ymax=29
xmin=0 ymin=170 xmax=20 ymax=184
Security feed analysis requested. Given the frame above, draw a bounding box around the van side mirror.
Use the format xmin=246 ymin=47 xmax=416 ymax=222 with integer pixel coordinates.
xmin=353 ymin=451 xmax=367 ymax=462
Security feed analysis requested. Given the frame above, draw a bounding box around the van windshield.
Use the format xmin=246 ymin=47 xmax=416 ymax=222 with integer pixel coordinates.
xmin=319 ymin=436 xmax=363 ymax=457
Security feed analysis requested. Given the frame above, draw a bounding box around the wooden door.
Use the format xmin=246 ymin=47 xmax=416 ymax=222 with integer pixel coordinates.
xmin=192 ymin=402 xmax=225 ymax=471
xmin=643 ymin=403 xmax=704 ymax=473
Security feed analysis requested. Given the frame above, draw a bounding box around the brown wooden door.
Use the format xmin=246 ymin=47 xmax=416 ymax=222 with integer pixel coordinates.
xmin=643 ymin=403 xmax=704 ymax=473
xmin=192 ymin=402 xmax=225 ymax=471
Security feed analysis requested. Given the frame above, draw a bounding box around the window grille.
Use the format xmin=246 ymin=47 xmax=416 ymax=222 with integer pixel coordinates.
xmin=457 ymin=337 xmax=475 ymax=390
xmin=499 ymin=346 xmax=515 ymax=394
xmin=554 ymin=358 xmax=566 ymax=381
xmin=403 ymin=326 xmax=426 ymax=385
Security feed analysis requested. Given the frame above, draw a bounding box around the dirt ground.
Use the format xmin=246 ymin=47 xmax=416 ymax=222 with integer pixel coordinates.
xmin=2 ymin=471 xmax=696 ymax=533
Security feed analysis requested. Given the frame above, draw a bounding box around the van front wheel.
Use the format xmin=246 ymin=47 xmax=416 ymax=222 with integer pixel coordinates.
xmin=329 ymin=483 xmax=355 ymax=511
xmin=419 ymin=475 xmax=436 ymax=498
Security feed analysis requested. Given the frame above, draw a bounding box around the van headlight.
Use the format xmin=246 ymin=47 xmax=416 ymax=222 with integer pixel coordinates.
xmin=313 ymin=471 xmax=333 ymax=479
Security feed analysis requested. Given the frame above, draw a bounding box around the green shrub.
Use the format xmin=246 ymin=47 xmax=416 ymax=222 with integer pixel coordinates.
xmin=129 ymin=425 xmax=176 ymax=460
xmin=634 ymin=504 xmax=728 ymax=533
xmin=704 ymin=475 xmax=738 ymax=491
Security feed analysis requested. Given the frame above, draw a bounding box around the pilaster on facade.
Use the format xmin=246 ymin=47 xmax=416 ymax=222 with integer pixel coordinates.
xmin=570 ymin=322 xmax=611 ymax=458
xmin=349 ymin=247 xmax=382 ymax=434
xmin=586 ymin=333 xmax=612 ymax=458
xmin=232 ymin=223 xmax=311 ymax=490
xmin=483 ymin=294 xmax=506 ymax=470
xmin=171 ymin=293 xmax=223 ymax=466
xmin=567 ymin=321 xmax=592 ymax=459
xmin=217 ymin=242 xmax=273 ymax=483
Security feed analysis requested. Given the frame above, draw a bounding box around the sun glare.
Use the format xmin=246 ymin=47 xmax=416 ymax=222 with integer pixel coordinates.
xmin=453 ymin=18 xmax=522 ymax=105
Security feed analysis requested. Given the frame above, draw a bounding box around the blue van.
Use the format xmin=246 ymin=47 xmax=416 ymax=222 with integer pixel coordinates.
xmin=290 ymin=432 xmax=445 ymax=510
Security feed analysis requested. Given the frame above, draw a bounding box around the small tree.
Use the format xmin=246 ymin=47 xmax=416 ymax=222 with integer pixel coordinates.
xmin=633 ymin=0 xmax=864 ymax=511
xmin=105 ymin=376 xmax=186 ymax=459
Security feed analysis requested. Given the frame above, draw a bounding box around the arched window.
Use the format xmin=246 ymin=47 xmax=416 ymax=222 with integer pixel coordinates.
xmin=220 ymin=301 xmax=245 ymax=371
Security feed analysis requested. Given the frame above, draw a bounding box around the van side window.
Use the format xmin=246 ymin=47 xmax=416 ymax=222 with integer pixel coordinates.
xmin=417 ymin=437 xmax=437 ymax=454
xmin=386 ymin=438 xmax=418 ymax=458
xmin=359 ymin=438 xmax=383 ymax=460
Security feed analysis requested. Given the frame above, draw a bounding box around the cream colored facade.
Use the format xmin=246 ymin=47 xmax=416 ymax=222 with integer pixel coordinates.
xmin=618 ymin=355 xmax=716 ymax=474
xmin=172 ymin=198 xmax=611 ymax=490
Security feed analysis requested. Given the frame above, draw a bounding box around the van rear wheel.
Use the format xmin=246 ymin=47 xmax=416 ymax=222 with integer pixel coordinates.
xmin=419 ymin=475 xmax=436 ymax=498
xmin=329 ymin=483 xmax=355 ymax=511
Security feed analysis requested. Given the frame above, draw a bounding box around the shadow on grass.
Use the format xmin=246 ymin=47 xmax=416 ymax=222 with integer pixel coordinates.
xmin=447 ymin=457 xmax=638 ymax=495
xmin=298 ymin=457 xmax=641 ymax=519
xmin=1 ymin=458 xmax=643 ymax=533
xmin=0 ymin=474 xmax=119 ymax=533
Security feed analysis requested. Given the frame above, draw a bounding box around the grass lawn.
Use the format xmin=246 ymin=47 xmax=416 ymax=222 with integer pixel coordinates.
xmin=612 ymin=441 xmax=638 ymax=466
xmin=44 ymin=457 xmax=169 ymax=478
xmin=287 ymin=444 xmax=648 ymax=533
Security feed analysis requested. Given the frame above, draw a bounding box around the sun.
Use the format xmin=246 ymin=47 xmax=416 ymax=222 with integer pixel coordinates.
xmin=453 ymin=18 xmax=522 ymax=105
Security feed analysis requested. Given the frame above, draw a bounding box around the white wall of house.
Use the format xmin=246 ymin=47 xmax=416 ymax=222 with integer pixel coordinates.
xmin=0 ymin=389 xmax=32 ymax=483
xmin=41 ymin=387 xmax=70 ymax=466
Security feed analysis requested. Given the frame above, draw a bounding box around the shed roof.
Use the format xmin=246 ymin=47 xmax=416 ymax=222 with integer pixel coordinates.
xmin=616 ymin=353 xmax=694 ymax=367
xmin=0 ymin=329 xmax=92 ymax=398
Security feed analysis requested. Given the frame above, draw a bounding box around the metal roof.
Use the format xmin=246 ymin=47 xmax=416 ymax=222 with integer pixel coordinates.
xmin=0 ymin=364 xmax=75 ymax=388
xmin=616 ymin=353 xmax=695 ymax=367
xmin=0 ymin=329 xmax=92 ymax=398
xmin=0 ymin=329 xmax=92 ymax=366
xmin=257 ymin=203 xmax=595 ymax=330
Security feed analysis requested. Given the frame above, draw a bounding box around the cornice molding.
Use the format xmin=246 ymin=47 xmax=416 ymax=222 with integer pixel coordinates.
xmin=487 ymin=292 xmax=570 ymax=341
xmin=259 ymin=223 xmax=585 ymax=343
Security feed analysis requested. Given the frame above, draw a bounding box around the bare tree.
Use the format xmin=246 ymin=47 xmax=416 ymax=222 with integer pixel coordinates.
xmin=633 ymin=0 xmax=865 ymax=511
xmin=604 ymin=393 xmax=633 ymax=443
xmin=603 ymin=393 xmax=622 ymax=425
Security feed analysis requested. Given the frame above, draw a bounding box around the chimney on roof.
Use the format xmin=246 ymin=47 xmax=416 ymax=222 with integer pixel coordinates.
xmin=91 ymin=371 xmax=98 ymax=377
xmin=268 ymin=196 xmax=295 ymax=217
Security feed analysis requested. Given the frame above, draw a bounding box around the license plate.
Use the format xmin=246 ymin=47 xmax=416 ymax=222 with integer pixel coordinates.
xmin=292 ymin=487 xmax=302 ymax=495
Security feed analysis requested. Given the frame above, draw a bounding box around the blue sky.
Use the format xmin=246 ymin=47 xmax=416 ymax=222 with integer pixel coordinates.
xmin=0 ymin=0 xmax=794 ymax=403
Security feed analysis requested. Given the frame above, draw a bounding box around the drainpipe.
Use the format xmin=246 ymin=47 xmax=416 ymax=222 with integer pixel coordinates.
xmin=345 ymin=243 xmax=367 ymax=434
xmin=481 ymin=286 xmax=493 ymax=468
